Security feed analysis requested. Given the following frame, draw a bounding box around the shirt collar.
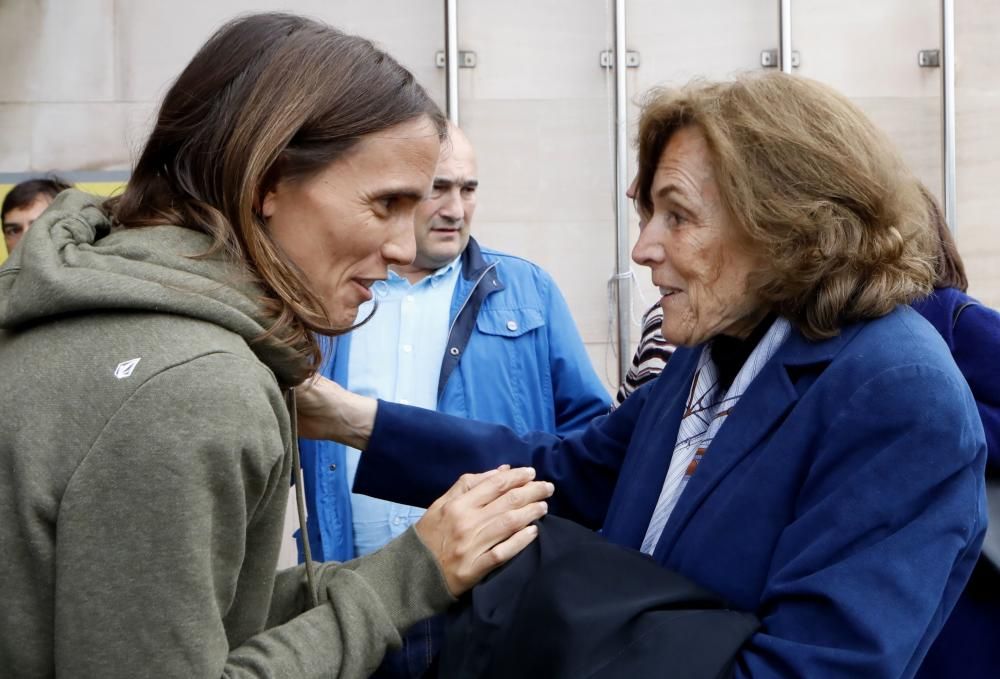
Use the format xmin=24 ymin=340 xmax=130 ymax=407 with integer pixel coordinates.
xmin=388 ymin=255 xmax=462 ymax=288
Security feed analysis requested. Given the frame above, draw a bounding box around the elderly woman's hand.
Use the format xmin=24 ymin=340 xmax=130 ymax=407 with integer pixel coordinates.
xmin=296 ymin=377 xmax=553 ymax=594
xmin=416 ymin=466 xmax=553 ymax=596
xmin=295 ymin=374 xmax=376 ymax=449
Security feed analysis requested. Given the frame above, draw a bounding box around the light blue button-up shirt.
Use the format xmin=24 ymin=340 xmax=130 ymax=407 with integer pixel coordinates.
xmin=343 ymin=258 xmax=462 ymax=556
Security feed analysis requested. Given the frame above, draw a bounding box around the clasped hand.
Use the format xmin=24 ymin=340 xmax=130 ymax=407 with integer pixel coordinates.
xmin=296 ymin=375 xmax=554 ymax=596
xmin=416 ymin=465 xmax=552 ymax=596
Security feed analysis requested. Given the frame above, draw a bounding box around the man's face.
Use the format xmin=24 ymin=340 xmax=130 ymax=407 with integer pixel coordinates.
xmin=409 ymin=129 xmax=478 ymax=273
xmin=3 ymin=196 xmax=52 ymax=253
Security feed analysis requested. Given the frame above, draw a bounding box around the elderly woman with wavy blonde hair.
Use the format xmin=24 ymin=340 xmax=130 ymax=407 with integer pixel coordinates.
xmin=301 ymin=72 xmax=987 ymax=678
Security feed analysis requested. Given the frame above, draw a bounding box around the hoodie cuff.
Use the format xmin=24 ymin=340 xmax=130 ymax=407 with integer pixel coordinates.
xmin=342 ymin=526 xmax=456 ymax=633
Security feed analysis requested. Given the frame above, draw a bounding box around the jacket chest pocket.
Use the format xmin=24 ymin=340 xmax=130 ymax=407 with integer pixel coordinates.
xmin=475 ymin=307 xmax=546 ymax=339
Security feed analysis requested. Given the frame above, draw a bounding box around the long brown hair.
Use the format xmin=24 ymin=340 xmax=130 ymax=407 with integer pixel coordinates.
xmin=107 ymin=13 xmax=446 ymax=375
xmin=636 ymin=73 xmax=934 ymax=340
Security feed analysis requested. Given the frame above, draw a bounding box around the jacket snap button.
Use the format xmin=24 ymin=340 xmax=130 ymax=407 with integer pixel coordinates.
xmin=449 ymin=347 xmax=460 ymax=356
xmin=506 ymin=320 xmax=518 ymax=331
xmin=328 ymin=464 xmax=337 ymax=472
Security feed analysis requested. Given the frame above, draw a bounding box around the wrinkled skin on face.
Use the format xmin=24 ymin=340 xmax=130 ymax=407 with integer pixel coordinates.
xmin=263 ymin=116 xmax=441 ymax=329
xmin=631 ymin=126 xmax=764 ymax=347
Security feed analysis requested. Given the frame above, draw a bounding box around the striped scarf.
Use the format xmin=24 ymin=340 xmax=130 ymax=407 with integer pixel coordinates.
xmin=640 ymin=317 xmax=791 ymax=555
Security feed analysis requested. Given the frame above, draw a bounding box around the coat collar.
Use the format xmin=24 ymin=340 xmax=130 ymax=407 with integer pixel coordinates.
xmin=650 ymin=320 xmax=867 ymax=560
xmin=460 ymin=236 xmax=491 ymax=281
xmin=609 ymin=319 xmax=866 ymax=560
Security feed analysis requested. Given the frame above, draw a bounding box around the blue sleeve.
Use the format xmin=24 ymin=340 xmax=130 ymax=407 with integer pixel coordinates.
xmin=353 ymin=385 xmax=650 ymax=529
xmin=950 ymin=303 xmax=1000 ymax=472
xmin=540 ymin=271 xmax=613 ymax=434
xmin=735 ymin=365 xmax=987 ymax=678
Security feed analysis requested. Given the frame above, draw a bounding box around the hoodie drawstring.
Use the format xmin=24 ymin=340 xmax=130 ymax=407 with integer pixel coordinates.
xmin=286 ymin=389 xmax=319 ymax=609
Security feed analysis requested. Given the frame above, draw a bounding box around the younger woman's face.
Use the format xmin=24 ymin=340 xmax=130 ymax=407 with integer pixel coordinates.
xmin=263 ymin=116 xmax=440 ymax=328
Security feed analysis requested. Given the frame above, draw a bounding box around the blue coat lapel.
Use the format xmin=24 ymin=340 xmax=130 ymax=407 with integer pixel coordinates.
xmin=651 ymin=350 xmax=798 ymax=561
xmin=600 ymin=347 xmax=698 ymax=550
xmin=648 ymin=324 xmax=862 ymax=563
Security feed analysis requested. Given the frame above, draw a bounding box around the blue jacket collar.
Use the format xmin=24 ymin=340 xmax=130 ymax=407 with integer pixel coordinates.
xmin=460 ymin=236 xmax=492 ymax=281
xmin=650 ymin=319 xmax=868 ymax=559
xmin=602 ymin=317 xmax=868 ymax=558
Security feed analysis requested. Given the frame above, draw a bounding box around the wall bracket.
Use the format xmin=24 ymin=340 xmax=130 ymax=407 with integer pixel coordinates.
xmin=600 ymin=50 xmax=640 ymax=68
xmin=436 ymin=50 xmax=477 ymax=68
xmin=760 ymin=49 xmax=800 ymax=68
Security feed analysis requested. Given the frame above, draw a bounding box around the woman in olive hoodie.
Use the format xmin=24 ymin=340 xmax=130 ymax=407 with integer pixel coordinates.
xmin=0 ymin=13 xmax=552 ymax=679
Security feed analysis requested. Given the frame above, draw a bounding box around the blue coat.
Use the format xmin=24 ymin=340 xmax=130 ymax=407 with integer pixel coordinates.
xmin=911 ymin=287 xmax=1000 ymax=679
xmin=912 ymin=287 xmax=1000 ymax=471
xmin=357 ymin=306 xmax=987 ymax=678
xmin=298 ymin=238 xmax=610 ymax=561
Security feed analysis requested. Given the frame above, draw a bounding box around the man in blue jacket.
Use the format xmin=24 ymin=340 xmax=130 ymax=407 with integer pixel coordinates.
xmin=297 ymin=123 xmax=610 ymax=678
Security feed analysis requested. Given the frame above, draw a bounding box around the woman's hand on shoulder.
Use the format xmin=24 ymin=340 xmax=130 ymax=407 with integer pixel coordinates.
xmin=416 ymin=466 xmax=553 ymax=596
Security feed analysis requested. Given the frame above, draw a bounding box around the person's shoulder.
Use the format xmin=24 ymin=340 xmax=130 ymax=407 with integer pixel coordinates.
xmin=115 ymin=311 xmax=266 ymax=369
xmin=478 ymin=246 xmax=565 ymax=308
xmin=853 ymin=305 xmax=950 ymax=359
xmin=952 ymin=294 xmax=1000 ymax=332
xmin=945 ymin=294 xmax=1000 ymax=371
xmin=51 ymin=310 xmax=280 ymax=404
xmin=479 ymin=245 xmax=553 ymax=278
xmin=827 ymin=307 xmax=969 ymax=397
xmin=911 ymin=287 xmax=971 ymax=330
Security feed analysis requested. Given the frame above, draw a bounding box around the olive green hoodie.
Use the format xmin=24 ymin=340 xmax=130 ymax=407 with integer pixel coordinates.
xmin=0 ymin=190 xmax=453 ymax=678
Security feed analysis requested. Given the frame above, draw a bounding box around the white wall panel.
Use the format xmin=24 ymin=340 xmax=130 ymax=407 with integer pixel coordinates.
xmin=628 ymin=0 xmax=776 ymax=90
xmin=955 ymin=93 xmax=1000 ymax=270
xmin=792 ymin=0 xmax=940 ymax=98
xmin=953 ymin=0 xmax=1000 ymax=305
xmin=0 ymin=0 xmax=116 ymax=104
xmin=28 ymin=101 xmax=157 ymax=171
xmin=0 ymin=104 xmax=33 ymax=170
xmin=457 ymin=0 xmax=611 ymax=102
xmin=114 ymin=0 xmax=445 ymax=105
xmin=955 ymin=0 xmax=1000 ymax=97
xmin=457 ymin=2 xmax=617 ymax=386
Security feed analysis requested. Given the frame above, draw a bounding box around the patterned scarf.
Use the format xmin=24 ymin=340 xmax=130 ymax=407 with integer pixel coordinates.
xmin=640 ymin=317 xmax=791 ymax=555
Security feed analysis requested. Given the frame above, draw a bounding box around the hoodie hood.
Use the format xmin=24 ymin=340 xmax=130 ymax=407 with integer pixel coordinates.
xmin=0 ymin=189 xmax=307 ymax=386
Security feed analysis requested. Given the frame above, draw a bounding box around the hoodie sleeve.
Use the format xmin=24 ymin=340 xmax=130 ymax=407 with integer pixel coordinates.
xmin=54 ymin=353 xmax=452 ymax=679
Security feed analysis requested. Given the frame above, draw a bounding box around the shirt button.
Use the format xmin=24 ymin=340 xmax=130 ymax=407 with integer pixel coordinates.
xmin=402 ymin=344 xmax=413 ymax=353
xmin=405 ymin=295 xmax=415 ymax=303
xmin=399 ymin=398 xmax=411 ymax=405
xmin=449 ymin=347 xmax=460 ymax=356
xmin=328 ymin=463 xmax=337 ymax=472
xmin=506 ymin=320 xmax=518 ymax=331
xmin=393 ymin=517 xmax=402 ymax=525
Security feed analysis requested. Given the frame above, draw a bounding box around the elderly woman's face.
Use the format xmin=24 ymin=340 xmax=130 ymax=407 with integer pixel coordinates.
xmin=263 ymin=116 xmax=440 ymax=328
xmin=632 ymin=126 xmax=762 ymax=346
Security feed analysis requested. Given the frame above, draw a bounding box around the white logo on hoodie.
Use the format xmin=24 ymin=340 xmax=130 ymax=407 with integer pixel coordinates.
xmin=114 ymin=358 xmax=141 ymax=379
